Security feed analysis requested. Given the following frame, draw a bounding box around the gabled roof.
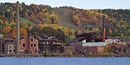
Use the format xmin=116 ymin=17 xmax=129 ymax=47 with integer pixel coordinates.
xmin=68 ymin=32 xmax=103 ymax=43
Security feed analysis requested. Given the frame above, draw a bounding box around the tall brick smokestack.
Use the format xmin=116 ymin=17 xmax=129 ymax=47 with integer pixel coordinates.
xmin=103 ymin=15 xmax=105 ymax=41
xmin=16 ymin=1 xmax=20 ymax=54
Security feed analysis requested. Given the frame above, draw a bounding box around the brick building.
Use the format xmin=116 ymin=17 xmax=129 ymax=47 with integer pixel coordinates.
xmin=36 ymin=34 xmax=64 ymax=53
xmin=107 ymin=37 xmax=130 ymax=52
xmin=66 ymin=33 xmax=127 ymax=55
xmin=0 ymin=33 xmax=39 ymax=54
xmin=65 ymin=42 xmax=106 ymax=55
xmin=20 ymin=33 xmax=39 ymax=54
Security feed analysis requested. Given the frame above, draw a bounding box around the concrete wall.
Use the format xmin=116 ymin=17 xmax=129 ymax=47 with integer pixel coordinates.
xmin=4 ymin=44 xmax=16 ymax=54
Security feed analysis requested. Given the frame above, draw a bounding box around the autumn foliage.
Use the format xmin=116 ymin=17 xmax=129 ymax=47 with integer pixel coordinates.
xmin=76 ymin=21 xmax=81 ymax=26
xmin=10 ymin=27 xmax=16 ymax=38
xmin=20 ymin=28 xmax=27 ymax=37
xmin=2 ymin=26 xmax=11 ymax=35
xmin=0 ymin=2 xmax=130 ymax=41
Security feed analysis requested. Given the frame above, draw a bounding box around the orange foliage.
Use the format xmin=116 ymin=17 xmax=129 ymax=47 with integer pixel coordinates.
xmin=10 ymin=27 xmax=16 ymax=38
xmin=20 ymin=28 xmax=27 ymax=37
xmin=11 ymin=19 xmax=14 ymax=23
xmin=109 ymin=29 xmax=112 ymax=35
xmin=76 ymin=21 xmax=81 ymax=26
xmin=76 ymin=30 xmax=82 ymax=34
xmin=29 ymin=27 xmax=32 ymax=30
xmin=2 ymin=26 xmax=11 ymax=35
xmin=10 ymin=27 xmax=27 ymax=38
xmin=37 ymin=24 xmax=43 ymax=30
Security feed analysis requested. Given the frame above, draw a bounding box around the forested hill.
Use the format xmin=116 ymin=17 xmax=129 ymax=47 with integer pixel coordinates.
xmin=0 ymin=2 xmax=130 ymax=43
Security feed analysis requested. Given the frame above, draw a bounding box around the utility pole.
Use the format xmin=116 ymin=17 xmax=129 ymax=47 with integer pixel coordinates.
xmin=0 ymin=34 xmax=3 ymax=54
xmin=16 ymin=1 xmax=20 ymax=54
xmin=103 ymin=15 xmax=105 ymax=41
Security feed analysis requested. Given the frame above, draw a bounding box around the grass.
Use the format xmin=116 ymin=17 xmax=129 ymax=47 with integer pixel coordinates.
xmin=20 ymin=17 xmax=36 ymax=26
xmin=53 ymin=8 xmax=95 ymax=31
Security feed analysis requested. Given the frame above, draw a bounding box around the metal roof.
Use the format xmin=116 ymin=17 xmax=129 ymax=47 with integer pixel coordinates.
xmin=82 ymin=42 xmax=107 ymax=46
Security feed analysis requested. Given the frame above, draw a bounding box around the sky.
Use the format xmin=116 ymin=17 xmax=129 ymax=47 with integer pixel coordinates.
xmin=1 ymin=0 xmax=130 ymax=9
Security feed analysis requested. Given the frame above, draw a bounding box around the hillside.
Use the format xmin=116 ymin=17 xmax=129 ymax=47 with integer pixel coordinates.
xmin=0 ymin=2 xmax=130 ymax=43
xmin=53 ymin=8 xmax=90 ymax=31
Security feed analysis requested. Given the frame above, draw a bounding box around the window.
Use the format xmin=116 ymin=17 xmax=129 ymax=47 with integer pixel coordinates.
xmin=34 ymin=44 xmax=36 ymax=47
xmin=31 ymin=44 xmax=33 ymax=47
xmin=13 ymin=50 xmax=15 ymax=52
xmin=35 ymin=49 xmax=37 ymax=52
xmin=31 ymin=39 xmax=33 ymax=42
xmin=10 ymin=50 xmax=12 ymax=52
xmin=23 ymin=44 xmax=25 ymax=47
xmin=11 ymin=40 xmax=13 ymax=42
xmin=7 ymin=40 xmax=9 ymax=42
xmin=21 ymin=37 xmax=24 ymax=39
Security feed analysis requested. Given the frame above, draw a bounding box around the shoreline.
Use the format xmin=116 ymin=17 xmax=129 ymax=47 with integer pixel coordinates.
xmin=0 ymin=53 xmax=130 ymax=57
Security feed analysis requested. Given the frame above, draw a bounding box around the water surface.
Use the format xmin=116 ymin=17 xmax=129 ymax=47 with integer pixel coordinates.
xmin=0 ymin=57 xmax=129 ymax=65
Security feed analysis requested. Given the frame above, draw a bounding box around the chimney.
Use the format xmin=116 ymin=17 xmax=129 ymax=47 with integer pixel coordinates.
xmin=103 ymin=15 xmax=105 ymax=41
xmin=16 ymin=1 xmax=20 ymax=54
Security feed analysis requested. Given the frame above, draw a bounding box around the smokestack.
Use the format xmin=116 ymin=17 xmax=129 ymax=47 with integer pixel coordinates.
xmin=16 ymin=1 xmax=20 ymax=54
xmin=103 ymin=15 xmax=105 ymax=41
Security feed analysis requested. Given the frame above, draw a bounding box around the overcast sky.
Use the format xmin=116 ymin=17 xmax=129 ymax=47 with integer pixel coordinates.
xmin=1 ymin=0 xmax=130 ymax=9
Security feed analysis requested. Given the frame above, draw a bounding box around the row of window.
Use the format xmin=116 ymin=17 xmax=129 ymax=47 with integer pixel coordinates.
xmin=9 ymin=50 xmax=15 ymax=53
xmin=6 ymin=40 xmax=14 ymax=42
xmin=31 ymin=44 xmax=36 ymax=47
xmin=22 ymin=44 xmax=37 ymax=47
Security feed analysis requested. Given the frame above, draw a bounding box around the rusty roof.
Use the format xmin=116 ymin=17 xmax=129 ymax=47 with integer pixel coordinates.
xmin=69 ymin=32 xmax=103 ymax=42
xmin=76 ymin=32 xmax=96 ymax=37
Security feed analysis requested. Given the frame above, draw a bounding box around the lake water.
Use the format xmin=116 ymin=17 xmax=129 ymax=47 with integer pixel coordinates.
xmin=0 ymin=57 xmax=130 ymax=65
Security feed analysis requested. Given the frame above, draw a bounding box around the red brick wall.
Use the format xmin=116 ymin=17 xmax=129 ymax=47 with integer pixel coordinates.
xmin=20 ymin=35 xmax=39 ymax=54
xmin=64 ymin=46 xmax=105 ymax=55
xmin=64 ymin=46 xmax=75 ymax=54
xmin=28 ymin=36 xmax=39 ymax=54
xmin=20 ymin=39 xmax=28 ymax=53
